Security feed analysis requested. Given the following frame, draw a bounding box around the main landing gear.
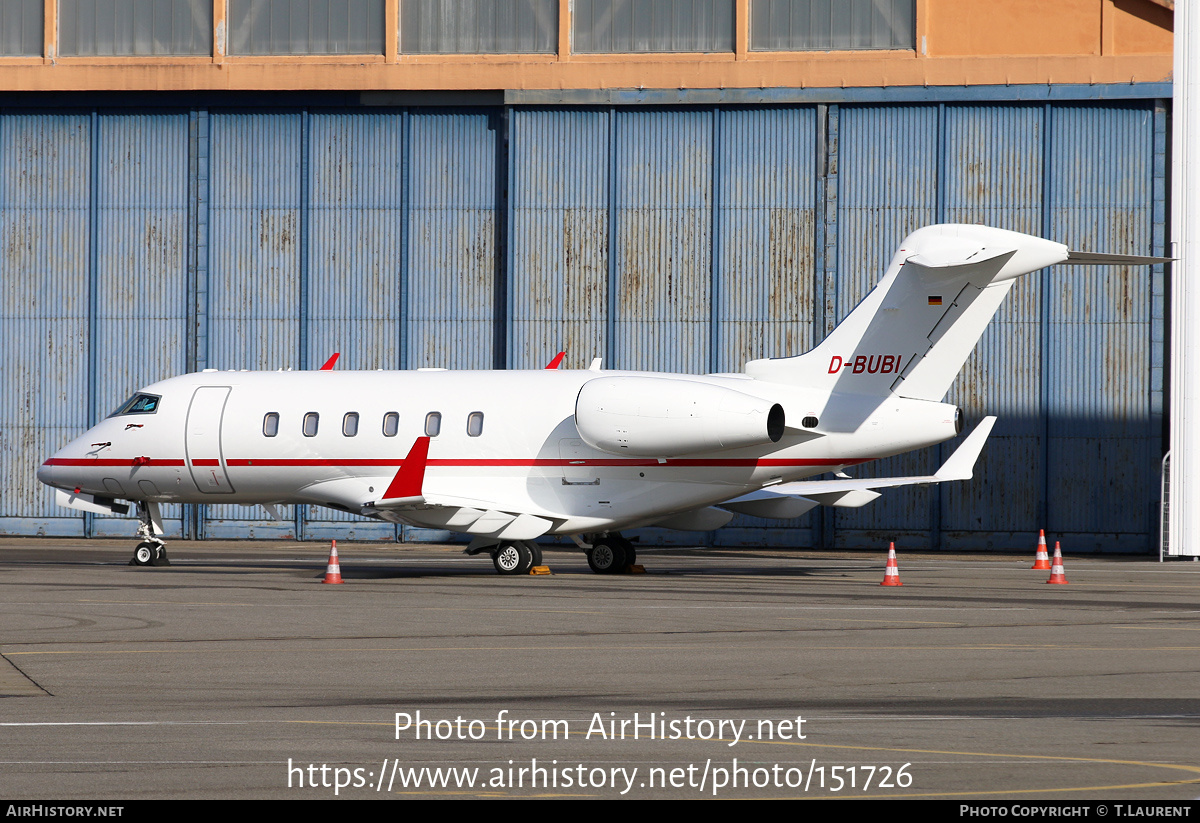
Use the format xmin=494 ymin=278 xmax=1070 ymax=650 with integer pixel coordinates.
xmin=469 ymin=540 xmax=544 ymax=575
xmin=129 ymin=501 xmax=170 ymax=567
xmin=584 ymin=533 xmax=636 ymax=575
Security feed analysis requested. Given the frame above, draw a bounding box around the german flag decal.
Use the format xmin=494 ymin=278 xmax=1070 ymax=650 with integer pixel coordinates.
xmin=928 ymin=295 xmax=943 ymax=306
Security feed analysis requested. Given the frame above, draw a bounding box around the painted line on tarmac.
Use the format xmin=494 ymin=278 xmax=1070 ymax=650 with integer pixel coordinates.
xmin=6 ymin=640 xmax=1200 ymax=656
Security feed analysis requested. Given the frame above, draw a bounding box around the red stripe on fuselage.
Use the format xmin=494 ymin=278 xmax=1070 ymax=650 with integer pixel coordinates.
xmin=42 ymin=458 xmax=187 ymax=467
xmin=43 ymin=456 xmax=874 ymax=469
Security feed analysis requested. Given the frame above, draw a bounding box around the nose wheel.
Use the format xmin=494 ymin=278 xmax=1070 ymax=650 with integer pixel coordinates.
xmin=130 ymin=540 xmax=169 ymax=567
xmin=130 ymin=501 xmax=170 ymax=567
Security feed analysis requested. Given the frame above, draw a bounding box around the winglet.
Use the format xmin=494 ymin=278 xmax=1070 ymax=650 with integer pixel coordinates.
xmin=545 ymin=351 xmax=565 ymax=370
xmin=382 ymin=436 xmax=430 ymax=500
xmin=319 ymin=353 xmax=340 ymax=371
xmin=934 ymin=416 xmax=997 ymax=481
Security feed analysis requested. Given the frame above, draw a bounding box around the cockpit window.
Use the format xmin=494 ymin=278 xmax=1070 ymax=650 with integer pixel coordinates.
xmin=108 ymin=393 xmax=161 ymax=417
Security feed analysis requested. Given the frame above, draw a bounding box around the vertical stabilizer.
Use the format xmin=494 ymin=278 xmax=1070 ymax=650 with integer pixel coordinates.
xmin=745 ymin=225 xmax=1069 ymax=402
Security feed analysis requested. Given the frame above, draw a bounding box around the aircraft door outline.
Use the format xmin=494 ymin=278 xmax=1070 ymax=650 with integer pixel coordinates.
xmin=185 ymin=386 xmax=236 ymax=494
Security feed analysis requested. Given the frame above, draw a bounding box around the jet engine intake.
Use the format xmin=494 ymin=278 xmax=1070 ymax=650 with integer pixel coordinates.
xmin=575 ymin=377 xmax=784 ymax=457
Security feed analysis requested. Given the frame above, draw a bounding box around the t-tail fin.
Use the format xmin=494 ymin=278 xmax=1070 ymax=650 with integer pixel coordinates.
xmin=745 ymin=224 xmax=1071 ymax=402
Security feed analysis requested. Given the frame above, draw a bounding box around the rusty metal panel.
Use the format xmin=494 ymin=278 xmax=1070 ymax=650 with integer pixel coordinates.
xmin=406 ymin=110 xmax=496 ymax=369
xmin=940 ymin=104 xmax=1045 ymax=535
xmin=710 ymin=107 xmax=818 ymax=545
xmin=508 ymin=108 xmax=609 ymax=370
xmin=613 ymin=108 xmax=712 ymax=374
xmin=0 ymin=113 xmax=92 ymax=533
xmin=1046 ymin=104 xmax=1156 ymax=543
xmin=307 ymin=112 xmax=404 ymax=371
xmin=90 ymin=112 xmax=190 ymax=535
xmin=303 ymin=111 xmax=405 ymax=534
xmin=208 ymin=111 xmax=301 ymax=371
xmin=833 ymin=105 xmax=938 ymax=541
xmin=204 ymin=111 xmax=302 ymax=535
xmin=714 ymin=106 xmax=817 ymax=372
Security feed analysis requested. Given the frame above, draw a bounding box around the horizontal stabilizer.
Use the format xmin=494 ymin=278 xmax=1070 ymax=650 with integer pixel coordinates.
xmin=1066 ymin=251 xmax=1172 ymax=266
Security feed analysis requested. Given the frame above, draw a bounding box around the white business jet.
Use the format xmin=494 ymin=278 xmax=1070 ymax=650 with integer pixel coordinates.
xmin=38 ymin=224 xmax=1162 ymax=573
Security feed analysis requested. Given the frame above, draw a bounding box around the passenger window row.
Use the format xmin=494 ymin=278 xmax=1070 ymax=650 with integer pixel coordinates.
xmin=262 ymin=411 xmax=484 ymax=438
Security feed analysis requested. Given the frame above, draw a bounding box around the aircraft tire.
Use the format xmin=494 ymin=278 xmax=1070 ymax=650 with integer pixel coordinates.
xmin=586 ymin=541 xmax=627 ymax=574
xmin=615 ymin=538 xmax=636 ymax=569
xmin=493 ymin=543 xmax=533 ymax=575
xmin=132 ymin=542 xmax=156 ymax=566
xmin=528 ymin=543 xmax=544 ymax=568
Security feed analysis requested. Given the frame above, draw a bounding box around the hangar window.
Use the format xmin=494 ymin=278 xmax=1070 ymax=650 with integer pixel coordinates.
xmin=750 ymin=0 xmax=914 ymax=51
xmin=401 ymin=0 xmax=556 ymax=54
xmin=263 ymin=413 xmax=280 ymax=437
xmin=59 ymin=0 xmax=213 ymax=56
xmin=229 ymin=0 xmax=385 ymax=55
xmin=108 ymin=393 xmax=161 ymax=417
xmin=424 ymin=412 xmax=442 ymax=437
xmin=574 ymin=0 xmax=734 ymax=53
xmin=342 ymin=412 xmax=359 ymax=437
xmin=0 ymin=0 xmax=42 ymax=56
xmin=303 ymin=412 xmax=319 ymax=437
xmin=467 ymin=412 xmax=484 ymax=437
xmin=382 ymin=412 xmax=400 ymax=437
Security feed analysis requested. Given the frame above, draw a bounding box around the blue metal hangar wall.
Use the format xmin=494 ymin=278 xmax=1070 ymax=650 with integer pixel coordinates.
xmin=0 ymin=6 xmax=1171 ymax=552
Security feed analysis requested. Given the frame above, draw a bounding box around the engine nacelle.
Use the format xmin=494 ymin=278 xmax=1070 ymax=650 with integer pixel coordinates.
xmin=575 ymin=377 xmax=784 ymax=457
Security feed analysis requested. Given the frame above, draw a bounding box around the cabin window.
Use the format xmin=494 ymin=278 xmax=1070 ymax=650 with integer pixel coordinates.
xmin=382 ymin=412 xmax=399 ymax=437
xmin=424 ymin=412 xmax=442 ymax=437
xmin=342 ymin=412 xmax=359 ymax=437
xmin=263 ymin=412 xmax=280 ymax=437
xmin=303 ymin=412 xmax=319 ymax=437
xmin=467 ymin=411 xmax=484 ymax=437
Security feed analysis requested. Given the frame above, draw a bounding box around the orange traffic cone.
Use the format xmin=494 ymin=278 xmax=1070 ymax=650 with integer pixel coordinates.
xmin=881 ymin=542 xmax=903 ymax=586
xmin=1046 ymin=541 xmax=1069 ymax=584
xmin=322 ymin=540 xmax=344 ymax=584
xmin=1032 ymin=529 xmax=1051 ymax=570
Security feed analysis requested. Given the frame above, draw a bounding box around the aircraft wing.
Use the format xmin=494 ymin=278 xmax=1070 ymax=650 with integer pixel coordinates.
xmin=295 ymin=477 xmax=559 ymax=541
xmin=721 ymin=416 xmax=996 ymax=517
xmin=288 ymin=437 xmax=560 ymax=540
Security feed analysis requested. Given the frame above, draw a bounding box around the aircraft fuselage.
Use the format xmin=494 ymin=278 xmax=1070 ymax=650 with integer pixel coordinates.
xmin=39 ymin=368 xmax=959 ymax=535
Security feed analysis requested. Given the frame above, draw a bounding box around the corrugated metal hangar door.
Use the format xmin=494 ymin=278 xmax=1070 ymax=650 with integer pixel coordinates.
xmin=0 ymin=101 xmax=1166 ymax=551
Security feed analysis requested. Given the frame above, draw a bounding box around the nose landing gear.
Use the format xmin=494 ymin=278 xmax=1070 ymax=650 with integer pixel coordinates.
xmin=129 ymin=502 xmax=170 ymax=567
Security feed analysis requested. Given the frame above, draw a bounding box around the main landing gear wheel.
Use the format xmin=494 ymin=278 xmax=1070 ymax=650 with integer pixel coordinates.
xmin=493 ymin=542 xmax=534 ymax=575
xmin=586 ymin=540 xmax=627 ymax=574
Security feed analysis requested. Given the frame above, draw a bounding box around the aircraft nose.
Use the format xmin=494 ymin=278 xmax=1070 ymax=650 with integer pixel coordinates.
xmin=38 ymin=441 xmax=82 ymax=491
xmin=37 ymin=449 xmax=66 ymax=488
